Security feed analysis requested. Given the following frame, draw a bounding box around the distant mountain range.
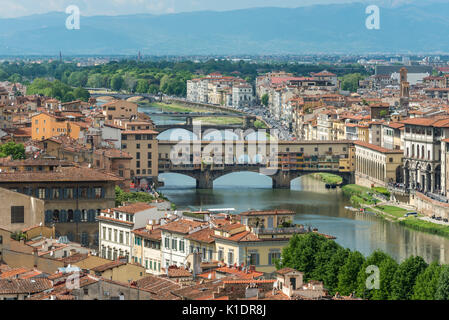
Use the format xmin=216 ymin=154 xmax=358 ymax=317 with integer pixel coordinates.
xmin=1 ymin=2 xmax=449 ymax=55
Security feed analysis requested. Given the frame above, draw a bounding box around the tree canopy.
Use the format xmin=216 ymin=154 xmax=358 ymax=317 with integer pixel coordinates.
xmin=0 ymin=141 xmax=26 ymax=160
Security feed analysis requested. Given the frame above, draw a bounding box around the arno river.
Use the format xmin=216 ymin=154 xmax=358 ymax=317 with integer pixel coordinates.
xmin=159 ymin=174 xmax=449 ymax=265
xmin=137 ymin=102 xmax=449 ymax=265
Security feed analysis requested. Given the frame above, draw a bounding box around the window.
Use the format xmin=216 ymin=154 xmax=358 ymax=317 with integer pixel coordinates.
xmin=108 ymin=228 xmax=112 ymax=241
xmin=38 ymin=188 xmax=46 ymax=199
xmin=95 ymin=187 xmax=102 ymax=199
xmin=147 ymin=161 xmax=152 ymax=168
xmin=66 ymin=188 xmax=74 ymax=199
xmin=11 ymin=206 xmax=24 ymax=224
xmin=228 ymin=250 xmax=234 ymax=265
xmin=125 ymin=232 xmax=129 ymax=245
xmin=102 ymin=227 xmax=106 ymax=239
xmin=122 ymin=134 xmax=127 ymax=140
xmin=268 ymin=251 xmax=281 ymax=265
xmin=52 ymin=188 xmax=60 ymax=199
xmin=136 ymin=134 xmax=141 ymax=140
xmin=136 ymin=161 xmax=140 ymax=168
xmin=122 ymin=144 xmax=127 ymax=149
xmin=136 ymin=144 xmax=140 ymax=149
xmin=148 ymin=144 xmax=152 ymax=149
xmin=119 ymin=231 xmax=123 ymax=244
xmin=136 ymin=152 xmax=140 ymax=159
xmin=165 ymin=237 xmax=170 ymax=249
xmin=80 ymin=187 xmax=88 ymax=198
xmin=179 ymin=240 xmax=185 ymax=252
xmin=172 ymin=238 xmax=177 ymax=251
xmin=218 ymin=248 xmax=224 ymax=261
xmin=248 ymin=252 xmax=259 ymax=266
xmin=114 ymin=230 xmax=118 ymax=242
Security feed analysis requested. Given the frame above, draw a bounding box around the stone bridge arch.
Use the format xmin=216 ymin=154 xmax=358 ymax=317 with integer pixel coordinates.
xmin=159 ymin=167 xmax=354 ymax=189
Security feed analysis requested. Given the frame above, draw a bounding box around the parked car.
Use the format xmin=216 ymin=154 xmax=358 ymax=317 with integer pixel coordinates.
xmin=404 ymin=212 xmax=418 ymax=217
xmin=444 ymin=218 xmax=448 ymax=223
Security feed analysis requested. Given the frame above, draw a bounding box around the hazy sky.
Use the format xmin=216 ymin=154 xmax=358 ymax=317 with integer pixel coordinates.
xmin=0 ymin=0 xmax=433 ymax=18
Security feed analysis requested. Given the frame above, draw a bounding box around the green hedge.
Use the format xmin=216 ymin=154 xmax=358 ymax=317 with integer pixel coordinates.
xmin=342 ymin=184 xmax=380 ymax=207
xmin=399 ymin=218 xmax=449 ymax=239
xmin=183 ymin=211 xmax=206 ymax=220
xmin=372 ymin=187 xmax=390 ymax=198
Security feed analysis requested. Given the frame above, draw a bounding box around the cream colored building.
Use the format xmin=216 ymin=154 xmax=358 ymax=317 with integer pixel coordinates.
xmin=132 ymin=224 xmax=162 ymax=275
xmin=97 ymin=202 xmax=163 ymax=263
xmin=354 ymin=141 xmax=403 ymax=187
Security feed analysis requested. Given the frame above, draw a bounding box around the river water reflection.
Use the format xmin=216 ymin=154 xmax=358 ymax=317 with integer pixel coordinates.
xmin=158 ymin=173 xmax=449 ymax=264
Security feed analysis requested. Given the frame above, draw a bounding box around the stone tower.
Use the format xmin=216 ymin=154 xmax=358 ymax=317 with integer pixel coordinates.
xmin=399 ymin=67 xmax=410 ymax=113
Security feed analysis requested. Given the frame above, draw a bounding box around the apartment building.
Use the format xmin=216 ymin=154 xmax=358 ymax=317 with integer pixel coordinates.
xmin=97 ymin=202 xmax=163 ymax=262
xmin=132 ymin=224 xmax=162 ymax=275
xmin=31 ymin=112 xmax=89 ymax=142
xmin=159 ymin=219 xmax=208 ymax=268
xmin=187 ymin=73 xmax=253 ymax=107
xmin=102 ymin=100 xmax=138 ymax=121
xmin=0 ymin=167 xmax=122 ymax=247
xmin=232 ymin=84 xmax=254 ymax=108
xmin=120 ymin=127 xmax=159 ymax=185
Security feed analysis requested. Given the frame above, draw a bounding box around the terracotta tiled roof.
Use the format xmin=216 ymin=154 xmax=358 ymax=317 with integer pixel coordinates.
xmin=0 ymin=278 xmax=53 ymax=294
xmin=214 ymin=222 xmax=245 ymax=232
xmin=387 ymin=122 xmax=405 ymax=129
xmin=354 ymin=140 xmax=403 ymax=154
xmin=222 ymin=279 xmax=275 ymax=284
xmin=19 ymin=270 xmax=43 ymax=280
xmin=91 ymin=260 xmax=126 ymax=272
xmin=111 ymin=202 xmax=155 ymax=215
xmin=59 ymin=253 xmax=89 ymax=265
xmin=134 ymin=275 xmax=181 ymax=300
xmin=159 ymin=219 xmax=207 ymax=234
xmin=184 ymin=228 xmax=215 ymax=244
xmin=132 ymin=227 xmax=162 ymax=241
xmin=215 ymin=267 xmax=264 ymax=279
xmin=0 ymin=267 xmax=29 ymax=279
xmin=213 ymin=230 xmax=261 ymax=242
xmin=162 ymin=266 xmax=192 ymax=278
xmin=275 ymin=267 xmax=299 ymax=275
xmin=0 ymin=167 xmax=123 ymax=182
xmin=171 ymin=279 xmax=225 ymax=300
xmin=401 ymin=116 xmax=449 ymax=127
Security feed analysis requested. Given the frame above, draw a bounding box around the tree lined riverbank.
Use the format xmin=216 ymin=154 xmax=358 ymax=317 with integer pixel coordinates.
xmin=277 ymin=233 xmax=449 ymax=300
